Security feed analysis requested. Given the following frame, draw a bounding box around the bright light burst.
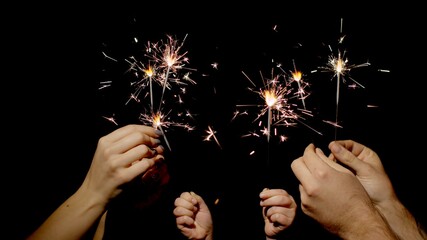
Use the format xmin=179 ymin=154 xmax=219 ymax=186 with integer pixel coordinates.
xmin=139 ymin=110 xmax=194 ymax=151
xmin=143 ymin=34 xmax=197 ymax=113
xmin=102 ymin=34 xmax=199 ymax=151
xmin=277 ymin=59 xmax=311 ymax=110
xmin=125 ymin=35 xmax=196 ymax=109
xmin=315 ymin=18 xmax=370 ymax=138
xmin=203 ymin=125 xmax=222 ymax=149
xmin=234 ymin=67 xmax=321 ymax=144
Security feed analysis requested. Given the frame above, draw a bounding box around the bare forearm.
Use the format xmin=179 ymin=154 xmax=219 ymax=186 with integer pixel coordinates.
xmin=340 ymin=225 xmax=398 ymax=240
xmin=378 ymin=199 xmax=426 ymax=240
xmin=93 ymin=211 xmax=107 ymax=240
xmin=27 ymin=188 xmax=107 ymax=240
xmin=337 ymin=208 xmax=399 ymax=240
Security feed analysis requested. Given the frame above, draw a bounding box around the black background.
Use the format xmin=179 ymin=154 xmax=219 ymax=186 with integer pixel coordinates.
xmin=5 ymin=2 xmax=426 ymax=239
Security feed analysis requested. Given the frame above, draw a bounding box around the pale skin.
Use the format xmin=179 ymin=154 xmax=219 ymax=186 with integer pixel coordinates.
xmin=291 ymin=143 xmax=399 ymax=240
xmin=173 ymin=191 xmax=214 ymax=240
xmin=27 ymin=124 xmax=164 ymax=240
xmin=260 ymin=188 xmax=297 ymax=240
xmin=173 ymin=189 xmax=297 ymax=240
xmin=328 ymin=140 xmax=426 ymax=240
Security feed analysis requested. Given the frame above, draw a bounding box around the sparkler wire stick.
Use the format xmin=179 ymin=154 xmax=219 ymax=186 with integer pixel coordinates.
xmin=144 ymin=64 xmax=155 ymax=112
xmin=291 ymin=59 xmax=306 ymax=109
xmin=267 ymin=106 xmax=272 ymax=142
xmin=157 ymin=34 xmax=189 ymax=113
xmin=150 ymin=76 xmax=153 ymax=112
xmin=158 ymin=125 xmax=171 ymax=151
xmin=158 ymin=65 xmax=171 ymax=112
xmin=334 ymin=72 xmax=341 ymax=139
xmin=318 ymin=18 xmax=369 ymax=140
xmin=103 ymin=34 xmax=198 ymax=153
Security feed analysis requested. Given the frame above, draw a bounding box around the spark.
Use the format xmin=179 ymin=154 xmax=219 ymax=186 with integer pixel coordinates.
xmin=102 ymin=115 xmax=118 ymax=126
xmin=235 ymin=68 xmax=321 ymax=143
xmin=203 ymin=125 xmax=222 ymax=149
xmin=102 ymin=51 xmax=118 ymax=62
xmin=211 ymin=62 xmax=219 ymax=69
xmin=139 ymin=110 xmax=193 ymax=151
xmin=99 ymin=80 xmax=112 ymax=90
xmin=119 ymin=34 xmax=199 ymax=151
xmin=238 ymin=70 xmax=288 ymax=142
xmin=144 ymin=34 xmax=197 ymax=113
xmin=317 ymin=18 xmax=370 ymax=138
xmin=273 ymin=25 xmax=278 ymax=32
xmin=322 ymin=120 xmax=343 ymax=128
xmin=277 ymin=60 xmax=311 ymax=110
xmin=367 ymin=104 xmax=379 ymax=108
xmin=241 ymin=131 xmax=260 ymax=138
xmin=125 ymin=58 xmax=160 ymax=110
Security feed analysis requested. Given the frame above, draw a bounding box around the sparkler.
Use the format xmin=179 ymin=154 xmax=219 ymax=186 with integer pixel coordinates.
xmin=101 ymin=34 xmax=198 ymax=151
xmin=277 ymin=59 xmax=310 ymax=110
xmin=238 ymin=69 xmax=283 ymax=143
xmin=316 ymin=18 xmax=370 ymax=139
xmin=235 ymin=67 xmax=320 ymax=146
xmin=143 ymin=34 xmax=195 ymax=113
xmin=99 ymin=16 xmax=379 ymax=158
xmin=232 ymin=64 xmax=320 ymax=170
xmin=135 ymin=35 xmax=198 ymax=151
xmin=125 ymin=57 xmax=160 ymax=111
xmin=139 ymin=111 xmax=175 ymax=151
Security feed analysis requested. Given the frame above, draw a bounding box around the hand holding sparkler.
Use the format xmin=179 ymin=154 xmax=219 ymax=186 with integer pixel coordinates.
xmin=291 ymin=143 xmax=399 ymax=239
xmin=123 ymin=34 xmax=198 ymax=151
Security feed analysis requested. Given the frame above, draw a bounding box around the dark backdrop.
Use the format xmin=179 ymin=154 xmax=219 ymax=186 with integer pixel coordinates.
xmin=5 ymin=2 xmax=426 ymax=239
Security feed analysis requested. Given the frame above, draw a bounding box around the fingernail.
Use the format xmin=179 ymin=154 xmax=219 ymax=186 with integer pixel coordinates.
xmin=155 ymin=129 xmax=163 ymax=136
xmin=331 ymin=142 xmax=341 ymax=153
xmin=316 ymin=147 xmax=324 ymax=155
xmin=156 ymin=156 xmax=165 ymax=163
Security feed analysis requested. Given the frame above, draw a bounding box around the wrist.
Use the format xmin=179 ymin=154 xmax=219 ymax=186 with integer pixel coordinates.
xmin=376 ymin=197 xmax=425 ymax=240
xmin=205 ymin=234 xmax=214 ymax=240
xmin=339 ymin=208 xmax=398 ymax=240
xmin=375 ymin=194 xmax=401 ymax=215
xmin=204 ymin=229 xmax=214 ymax=240
xmin=75 ymin=185 xmax=109 ymax=211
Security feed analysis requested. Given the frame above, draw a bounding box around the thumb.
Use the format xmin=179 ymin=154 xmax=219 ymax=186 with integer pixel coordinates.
xmin=329 ymin=141 xmax=366 ymax=174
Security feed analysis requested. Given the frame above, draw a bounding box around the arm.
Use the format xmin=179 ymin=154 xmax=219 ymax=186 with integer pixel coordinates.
xmin=260 ymin=188 xmax=297 ymax=240
xmin=174 ymin=191 xmax=214 ymax=240
xmin=290 ymin=143 xmax=398 ymax=240
xmin=27 ymin=124 xmax=164 ymax=240
xmin=92 ymin=211 xmax=107 ymax=240
xmin=329 ymin=140 xmax=426 ymax=240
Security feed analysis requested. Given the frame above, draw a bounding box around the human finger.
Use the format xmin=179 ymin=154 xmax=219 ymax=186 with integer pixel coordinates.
xmin=103 ymin=124 xmax=162 ymax=143
xmin=175 ymin=215 xmax=195 ymax=228
xmin=123 ymin=155 xmax=164 ymax=182
xmin=291 ymin=156 xmax=315 ymax=187
xmin=301 ymin=143 xmax=330 ymax=174
xmin=118 ymin=144 xmax=160 ymax=168
xmin=175 ymin=192 xmax=197 ymax=210
xmin=315 ymin=147 xmax=351 ymax=173
xmin=110 ymin=130 xmax=162 ymax=155
xmin=260 ymin=189 xmax=294 ymax=207
xmin=329 ymin=141 xmax=365 ymax=173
